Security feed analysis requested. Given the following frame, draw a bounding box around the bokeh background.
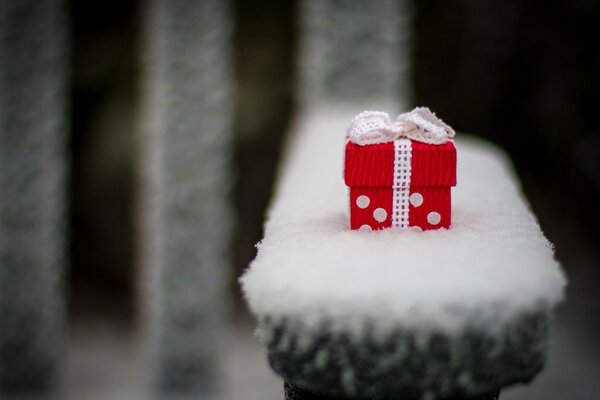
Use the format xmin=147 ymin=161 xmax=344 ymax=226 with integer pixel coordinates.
xmin=1 ymin=0 xmax=598 ymax=399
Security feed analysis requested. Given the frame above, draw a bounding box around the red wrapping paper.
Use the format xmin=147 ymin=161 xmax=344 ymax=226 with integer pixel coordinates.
xmin=344 ymin=140 xmax=457 ymax=231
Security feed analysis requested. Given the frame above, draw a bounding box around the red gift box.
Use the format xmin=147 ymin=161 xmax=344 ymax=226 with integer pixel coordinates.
xmin=344 ymin=139 xmax=457 ymax=231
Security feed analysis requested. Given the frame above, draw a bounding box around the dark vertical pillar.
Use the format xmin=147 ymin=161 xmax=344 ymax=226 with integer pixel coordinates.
xmin=0 ymin=0 xmax=68 ymax=394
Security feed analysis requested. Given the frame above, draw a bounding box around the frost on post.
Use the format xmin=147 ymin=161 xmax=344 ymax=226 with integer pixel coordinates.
xmin=298 ymin=0 xmax=411 ymax=109
xmin=139 ymin=0 xmax=233 ymax=394
xmin=0 ymin=0 xmax=68 ymax=393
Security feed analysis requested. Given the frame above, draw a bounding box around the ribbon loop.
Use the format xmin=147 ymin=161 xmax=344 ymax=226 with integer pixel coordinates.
xmin=347 ymin=107 xmax=455 ymax=145
xmin=347 ymin=111 xmax=400 ymax=146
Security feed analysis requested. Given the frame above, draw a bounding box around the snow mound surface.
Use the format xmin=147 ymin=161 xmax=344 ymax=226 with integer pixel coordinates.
xmin=241 ymin=107 xmax=566 ymax=335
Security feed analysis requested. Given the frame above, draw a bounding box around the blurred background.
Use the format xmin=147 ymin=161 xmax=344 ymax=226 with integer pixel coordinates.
xmin=0 ymin=0 xmax=599 ymax=399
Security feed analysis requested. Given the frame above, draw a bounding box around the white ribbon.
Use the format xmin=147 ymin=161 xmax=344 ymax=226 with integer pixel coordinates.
xmin=347 ymin=107 xmax=455 ymax=145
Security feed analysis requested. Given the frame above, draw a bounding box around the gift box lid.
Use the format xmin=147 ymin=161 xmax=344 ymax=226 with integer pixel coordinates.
xmin=344 ymin=140 xmax=457 ymax=187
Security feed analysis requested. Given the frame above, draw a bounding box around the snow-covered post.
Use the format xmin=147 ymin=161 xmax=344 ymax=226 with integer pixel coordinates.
xmin=298 ymin=0 xmax=411 ymax=110
xmin=0 ymin=0 xmax=68 ymax=394
xmin=139 ymin=0 xmax=233 ymax=395
xmin=241 ymin=2 xmax=563 ymax=399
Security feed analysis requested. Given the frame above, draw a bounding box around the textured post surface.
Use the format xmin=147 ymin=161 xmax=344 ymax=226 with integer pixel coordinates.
xmin=298 ymin=0 xmax=411 ymax=109
xmin=139 ymin=0 xmax=233 ymax=394
xmin=0 ymin=0 xmax=68 ymax=393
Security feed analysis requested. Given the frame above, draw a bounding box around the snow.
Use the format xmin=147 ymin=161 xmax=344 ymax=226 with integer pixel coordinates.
xmin=240 ymin=106 xmax=566 ymax=337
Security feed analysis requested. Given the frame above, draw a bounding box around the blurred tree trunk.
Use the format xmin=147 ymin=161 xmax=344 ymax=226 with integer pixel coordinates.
xmin=0 ymin=0 xmax=68 ymax=394
xmin=138 ymin=0 xmax=233 ymax=394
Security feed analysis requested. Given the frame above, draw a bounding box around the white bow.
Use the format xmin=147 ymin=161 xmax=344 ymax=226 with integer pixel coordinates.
xmin=347 ymin=107 xmax=455 ymax=145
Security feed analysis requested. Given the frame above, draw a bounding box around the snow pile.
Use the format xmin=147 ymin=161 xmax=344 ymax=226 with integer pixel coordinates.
xmin=241 ymin=107 xmax=566 ymax=336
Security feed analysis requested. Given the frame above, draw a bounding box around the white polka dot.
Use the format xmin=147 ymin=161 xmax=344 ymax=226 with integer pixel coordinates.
xmin=356 ymin=195 xmax=370 ymax=209
xmin=427 ymin=211 xmax=441 ymax=225
xmin=409 ymin=192 xmax=424 ymax=207
xmin=373 ymin=208 xmax=388 ymax=222
xmin=359 ymin=224 xmax=372 ymax=231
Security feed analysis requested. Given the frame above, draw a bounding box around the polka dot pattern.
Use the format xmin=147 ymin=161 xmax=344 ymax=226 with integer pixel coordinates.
xmin=373 ymin=208 xmax=388 ymax=223
xmin=356 ymin=195 xmax=370 ymax=209
xmin=409 ymin=192 xmax=423 ymax=207
xmin=350 ymin=187 xmax=450 ymax=230
xmin=359 ymin=224 xmax=372 ymax=232
xmin=347 ymin=140 xmax=454 ymax=231
xmin=427 ymin=211 xmax=441 ymax=225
